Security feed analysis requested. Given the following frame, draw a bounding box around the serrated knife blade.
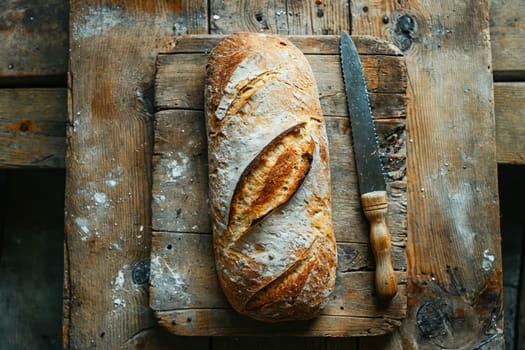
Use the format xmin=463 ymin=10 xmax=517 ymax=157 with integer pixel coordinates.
xmin=340 ymin=32 xmax=397 ymax=300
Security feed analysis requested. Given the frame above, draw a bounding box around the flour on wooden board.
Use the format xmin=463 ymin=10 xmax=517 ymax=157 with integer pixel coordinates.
xmin=482 ymin=249 xmax=495 ymax=272
xmin=166 ymin=153 xmax=189 ymax=181
xmin=72 ymin=6 xmax=133 ymax=40
xmin=105 ymin=167 xmax=123 ymax=187
xmin=154 ymin=194 xmax=166 ymax=202
xmin=112 ymin=265 xmax=128 ymax=309
xmin=93 ymin=191 xmax=108 ymax=206
xmin=435 ymin=177 xmax=497 ymax=274
xmin=74 ymin=217 xmax=91 ymax=241
xmin=150 ymin=256 xmax=191 ymax=305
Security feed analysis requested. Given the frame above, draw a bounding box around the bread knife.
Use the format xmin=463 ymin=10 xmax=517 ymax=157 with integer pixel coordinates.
xmin=340 ymin=32 xmax=397 ymax=300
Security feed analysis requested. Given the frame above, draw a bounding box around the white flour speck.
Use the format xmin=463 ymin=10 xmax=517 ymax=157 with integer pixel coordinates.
xmin=167 ymin=154 xmax=189 ymax=180
xmin=106 ymin=179 xmax=118 ymax=187
xmin=114 ymin=269 xmax=125 ymax=289
xmin=105 ymin=167 xmax=123 ymax=187
xmin=113 ymin=298 xmax=126 ymax=307
xmin=73 ymin=7 xmax=131 ymax=40
xmin=93 ymin=192 xmax=108 ymax=206
xmin=154 ymin=194 xmax=166 ymax=202
xmin=112 ymin=266 xmax=127 ymax=308
xmin=482 ymin=249 xmax=495 ymax=271
xmin=74 ymin=217 xmax=90 ymax=240
xmin=150 ymin=256 xmax=191 ymax=305
xmin=173 ymin=22 xmax=187 ymax=35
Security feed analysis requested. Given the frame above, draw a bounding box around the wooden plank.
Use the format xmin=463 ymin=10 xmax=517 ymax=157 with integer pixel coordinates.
xmin=0 ymin=84 xmax=518 ymax=170
xmin=11 ymin=0 xmax=515 ymax=82
xmin=0 ymin=170 xmax=64 ymax=349
xmin=3 ymin=0 xmax=523 ymax=83
xmin=151 ymin=35 xmax=408 ymax=337
xmin=65 ymin=2 xmax=209 ymax=349
xmin=155 ymin=52 xmax=407 ymax=115
xmin=213 ymin=337 xmax=357 ymax=350
xmin=166 ymin=34 xmax=404 ymax=55
xmin=0 ymin=88 xmax=66 ymax=168
xmin=494 ymin=82 xmax=525 ymax=164
xmin=351 ymin=1 xmax=504 ymax=349
xmin=150 ymin=232 xmax=407 ymax=313
xmin=489 ymin=0 xmax=525 ymax=78
xmin=157 ymin=309 xmax=403 ymax=337
xmin=152 ymin=111 xmax=408 ymax=245
xmin=0 ymin=0 xmax=68 ymax=80
xmin=209 ymin=1 xmax=350 ymax=35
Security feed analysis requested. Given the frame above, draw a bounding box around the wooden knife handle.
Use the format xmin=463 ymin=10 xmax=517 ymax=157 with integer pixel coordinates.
xmin=361 ymin=190 xmax=397 ymax=300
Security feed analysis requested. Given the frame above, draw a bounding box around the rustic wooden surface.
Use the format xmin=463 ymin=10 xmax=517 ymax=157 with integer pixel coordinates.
xmin=0 ymin=0 xmax=522 ymax=169
xmin=212 ymin=337 xmax=357 ymax=349
xmin=210 ymin=1 xmax=350 ymax=35
xmin=64 ymin=1 xmax=208 ymax=348
xmin=0 ymin=0 xmax=68 ymax=83
xmin=150 ymin=35 xmax=408 ymax=336
xmin=350 ymin=1 xmax=504 ymax=349
xmin=0 ymin=88 xmax=66 ymax=168
xmin=494 ymin=83 xmax=525 ymax=164
xmin=0 ymin=0 xmax=520 ymax=349
xmin=0 ymin=84 xmax=520 ymax=170
xmin=489 ymin=0 xmax=525 ymax=79
xmin=0 ymin=0 xmax=501 ymax=348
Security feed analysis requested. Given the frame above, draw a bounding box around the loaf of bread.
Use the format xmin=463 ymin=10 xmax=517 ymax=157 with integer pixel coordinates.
xmin=204 ymin=32 xmax=337 ymax=322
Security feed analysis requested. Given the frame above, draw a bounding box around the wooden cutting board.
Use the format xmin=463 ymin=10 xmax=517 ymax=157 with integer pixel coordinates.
xmin=149 ymin=35 xmax=408 ymax=337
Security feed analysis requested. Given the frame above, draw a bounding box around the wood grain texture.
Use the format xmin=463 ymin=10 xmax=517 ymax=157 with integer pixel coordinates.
xmin=212 ymin=337 xmax=357 ymax=350
xmin=150 ymin=35 xmax=408 ymax=337
xmin=152 ymin=111 xmax=408 ymax=244
xmin=0 ymin=88 xmax=66 ymax=168
xmin=351 ymin=1 xmax=503 ymax=349
xmin=209 ymin=0 xmax=350 ymax=35
xmin=489 ymin=0 xmax=525 ymax=77
xmin=62 ymin=0 xmax=507 ymax=347
xmin=494 ymin=82 xmax=525 ymax=164
xmin=65 ymin=1 xmax=208 ymax=348
xmin=0 ymin=0 xmax=68 ymax=80
xmin=0 ymin=82 xmax=519 ymax=171
xmin=150 ymin=232 xmax=407 ymax=318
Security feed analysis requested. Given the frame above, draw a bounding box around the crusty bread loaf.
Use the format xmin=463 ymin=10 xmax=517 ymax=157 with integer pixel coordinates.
xmin=205 ymin=32 xmax=336 ymax=322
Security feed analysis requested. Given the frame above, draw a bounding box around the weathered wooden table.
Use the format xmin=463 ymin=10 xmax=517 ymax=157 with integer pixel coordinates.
xmin=61 ymin=1 xmax=504 ymax=348
xmin=149 ymin=34 xmax=408 ymax=337
xmin=3 ymin=0 xmax=524 ymax=349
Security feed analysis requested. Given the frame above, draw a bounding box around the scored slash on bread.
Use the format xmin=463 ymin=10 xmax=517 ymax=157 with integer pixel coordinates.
xmin=205 ymin=32 xmax=337 ymax=322
xmin=228 ymin=122 xmax=314 ymax=244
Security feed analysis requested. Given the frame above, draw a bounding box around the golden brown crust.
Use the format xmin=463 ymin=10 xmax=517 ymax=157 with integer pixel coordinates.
xmin=228 ymin=123 xmax=314 ymax=242
xmin=205 ymin=32 xmax=336 ymax=322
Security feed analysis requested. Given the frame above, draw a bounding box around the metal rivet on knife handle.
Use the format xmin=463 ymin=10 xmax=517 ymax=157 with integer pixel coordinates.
xmin=361 ymin=191 xmax=397 ymax=299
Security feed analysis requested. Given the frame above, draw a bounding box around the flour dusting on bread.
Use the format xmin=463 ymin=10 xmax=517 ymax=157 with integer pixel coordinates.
xmin=205 ymin=32 xmax=336 ymax=322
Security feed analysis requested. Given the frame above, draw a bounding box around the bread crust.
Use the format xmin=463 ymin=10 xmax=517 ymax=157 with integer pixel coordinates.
xmin=205 ymin=32 xmax=336 ymax=322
